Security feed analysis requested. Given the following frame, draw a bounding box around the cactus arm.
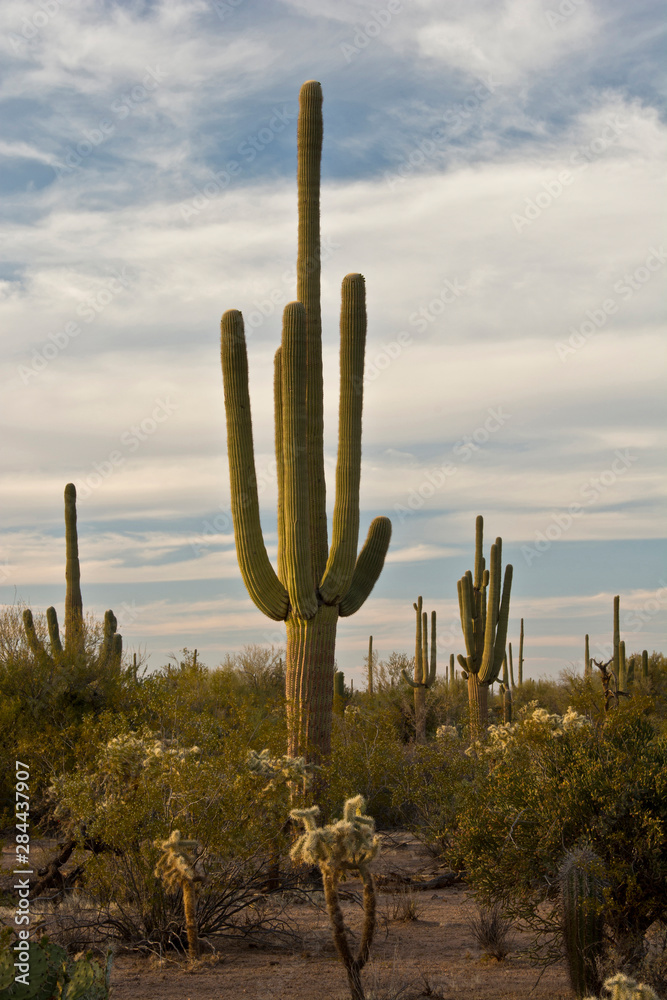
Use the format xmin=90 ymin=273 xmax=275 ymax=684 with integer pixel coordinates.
xmin=457 ymin=653 xmax=468 ymax=670
xmin=64 ymin=482 xmax=84 ymax=653
xmin=282 ymin=301 xmax=318 ymax=619
xmin=414 ymin=597 xmax=423 ymax=682
xmin=23 ymin=609 xmax=46 ymax=657
xmin=46 ymin=606 xmax=63 ymax=655
xmin=487 ymin=564 xmax=513 ymax=683
xmin=458 ymin=575 xmax=475 ymax=661
xmin=221 ymin=309 xmax=289 ymax=620
xmin=274 ymin=347 xmax=286 ymax=586
xmin=112 ymin=632 xmax=123 ymax=668
xmin=428 ymin=610 xmax=437 ymax=686
xmin=508 ymin=641 xmax=516 ymax=689
xmin=480 ymin=539 xmax=501 ymax=681
xmin=421 ymin=611 xmax=428 ymax=685
xmin=338 ymin=516 xmax=391 ymax=617
xmin=474 ymin=514 xmax=484 ymax=588
xmin=297 ymin=80 xmax=328 ymax=586
xmin=518 ymin=617 xmax=524 ymax=684
xmin=319 ymin=274 xmax=367 ymax=604
xmin=612 ymin=595 xmax=620 ymax=682
xmin=401 ymin=668 xmax=420 ymax=688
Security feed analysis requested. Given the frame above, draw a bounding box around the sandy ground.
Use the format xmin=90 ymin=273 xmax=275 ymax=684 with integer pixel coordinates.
xmin=2 ymin=833 xmax=571 ymax=1000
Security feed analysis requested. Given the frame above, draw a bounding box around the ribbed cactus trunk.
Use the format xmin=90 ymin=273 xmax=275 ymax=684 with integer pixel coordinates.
xmin=584 ymin=633 xmax=591 ymax=677
xmin=518 ymin=618 xmax=524 ymax=684
xmin=220 ymin=82 xmax=391 ymax=769
xmin=64 ymin=483 xmax=84 ymax=654
xmin=467 ymin=671 xmax=488 ymax=737
xmin=612 ymin=595 xmax=620 ymax=685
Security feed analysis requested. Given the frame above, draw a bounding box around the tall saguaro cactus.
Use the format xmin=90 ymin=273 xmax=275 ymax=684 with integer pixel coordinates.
xmin=456 ymin=515 xmax=513 ymax=737
xmin=220 ymin=82 xmax=391 ymax=764
xmin=401 ymin=596 xmax=437 ymax=743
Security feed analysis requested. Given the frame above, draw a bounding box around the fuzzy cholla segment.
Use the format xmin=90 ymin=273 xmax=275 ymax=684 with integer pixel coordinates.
xmin=583 ymin=972 xmax=659 ymax=1000
xmin=246 ymin=748 xmax=312 ymax=791
xmin=290 ymin=795 xmax=380 ymax=874
xmin=154 ymin=830 xmax=201 ymax=890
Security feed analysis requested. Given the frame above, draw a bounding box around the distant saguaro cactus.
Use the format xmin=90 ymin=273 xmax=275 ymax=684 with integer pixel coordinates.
xmin=402 ymin=596 xmax=436 ymax=743
xmin=585 ymin=633 xmax=591 ymax=677
xmin=456 ymin=516 xmax=513 ymax=737
xmin=220 ymin=82 xmax=391 ymax=765
xmin=367 ymin=636 xmax=374 ymax=694
xmin=22 ymin=484 xmax=122 ymax=668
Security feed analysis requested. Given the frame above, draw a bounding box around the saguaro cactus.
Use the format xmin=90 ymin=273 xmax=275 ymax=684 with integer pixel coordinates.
xmin=518 ymin=617 xmax=524 ymax=684
xmin=220 ymin=82 xmax=391 ymax=764
xmin=401 ymin=597 xmax=437 ymax=743
xmin=584 ymin=633 xmax=591 ymax=677
xmin=22 ymin=484 xmax=122 ymax=667
xmin=612 ymin=595 xmax=620 ymax=685
xmin=456 ymin=515 xmax=513 ymax=737
xmin=367 ymin=635 xmax=374 ymax=694
xmin=559 ymin=846 xmax=606 ymax=998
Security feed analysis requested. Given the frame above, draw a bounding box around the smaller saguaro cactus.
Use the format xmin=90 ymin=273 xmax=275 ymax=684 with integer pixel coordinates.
xmin=290 ymin=796 xmax=379 ymax=1000
xmin=154 ymin=830 xmax=202 ymax=961
xmin=402 ymin=597 xmax=437 ymax=743
xmin=585 ymin=634 xmax=591 ymax=677
xmin=508 ymin=645 xmax=517 ymax=689
xmin=367 ymin=635 xmax=374 ymax=694
xmin=612 ymin=595 xmax=621 ymax=685
xmin=559 ymin=845 xmax=607 ymax=999
xmin=456 ymin=515 xmax=513 ymax=736
xmin=642 ymin=649 xmax=649 ymax=680
xmin=518 ymin=617 xmax=524 ymax=684
xmin=449 ymin=652 xmax=455 ymax=682
xmin=619 ymin=639 xmax=628 ymax=691
xmin=333 ymin=670 xmax=346 ymax=716
xmin=498 ymin=681 xmax=512 ymax=724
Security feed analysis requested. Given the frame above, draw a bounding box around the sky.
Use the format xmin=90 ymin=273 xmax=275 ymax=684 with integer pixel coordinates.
xmin=1 ymin=0 xmax=665 ymax=686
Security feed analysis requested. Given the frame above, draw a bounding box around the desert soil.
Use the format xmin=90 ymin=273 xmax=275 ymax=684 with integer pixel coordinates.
xmin=3 ymin=833 xmax=571 ymax=1000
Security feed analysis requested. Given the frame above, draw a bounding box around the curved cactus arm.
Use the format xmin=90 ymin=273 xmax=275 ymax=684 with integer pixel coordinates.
xmin=319 ymin=274 xmax=366 ymax=605
xmin=401 ymin=667 xmax=420 ymax=688
xmin=297 ymin=79 xmax=328 ymax=586
xmin=282 ymin=301 xmax=318 ymax=619
xmin=274 ymin=347 xmax=286 ymax=586
xmin=64 ymin=482 xmax=84 ymax=653
xmin=46 ymin=606 xmax=63 ymax=656
xmin=486 ymin=563 xmax=513 ymax=683
xmin=221 ymin=308 xmax=289 ymax=621
xmin=457 ymin=653 xmax=469 ymax=671
xmin=23 ymin=608 xmax=47 ymax=657
xmin=338 ymin=516 xmax=391 ymax=618
xmin=458 ymin=575 xmax=475 ymax=661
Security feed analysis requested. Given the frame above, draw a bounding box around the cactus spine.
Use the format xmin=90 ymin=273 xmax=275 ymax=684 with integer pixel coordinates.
xmin=456 ymin=515 xmax=513 ymax=737
xmin=559 ymin=846 xmax=606 ymax=998
xmin=401 ymin=597 xmax=437 ymax=743
xmin=220 ymin=82 xmax=391 ymax=764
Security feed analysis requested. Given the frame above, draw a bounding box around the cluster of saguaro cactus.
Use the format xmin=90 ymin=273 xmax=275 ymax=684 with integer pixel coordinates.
xmin=0 ymin=930 xmax=112 ymax=999
xmin=559 ymin=845 xmax=607 ymax=999
xmin=290 ymin=795 xmax=379 ymax=1000
xmin=21 ymin=485 xmax=122 ymax=670
xmin=456 ymin=515 xmax=513 ymax=736
xmin=220 ymin=81 xmax=391 ymax=765
xmin=401 ymin=596 xmax=437 ymax=743
xmin=154 ymin=831 xmax=202 ymax=961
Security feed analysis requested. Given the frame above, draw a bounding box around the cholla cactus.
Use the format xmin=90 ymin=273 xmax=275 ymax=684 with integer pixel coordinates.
xmin=583 ymin=973 xmax=660 ymax=1000
xmin=290 ymin=796 xmax=379 ymax=1000
xmin=154 ymin=830 xmax=202 ymax=960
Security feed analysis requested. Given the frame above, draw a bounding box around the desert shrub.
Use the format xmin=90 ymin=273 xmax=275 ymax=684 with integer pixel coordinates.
xmin=449 ymin=700 xmax=667 ymax=971
xmin=465 ymin=902 xmax=515 ymax=960
xmin=46 ymin=716 xmax=302 ymax=951
xmin=325 ymin=708 xmax=407 ymax=827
